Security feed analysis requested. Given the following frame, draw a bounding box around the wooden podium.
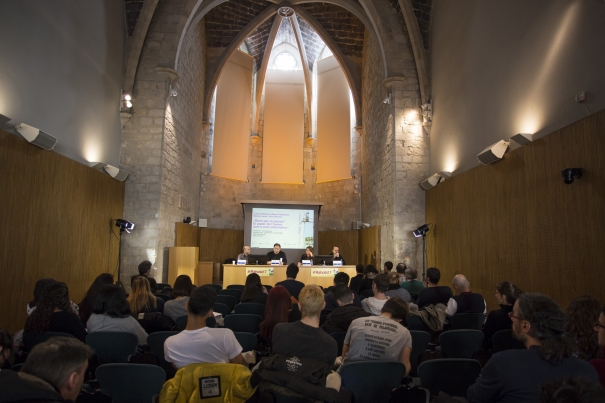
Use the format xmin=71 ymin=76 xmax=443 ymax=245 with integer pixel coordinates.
xmin=168 ymin=247 xmax=213 ymax=286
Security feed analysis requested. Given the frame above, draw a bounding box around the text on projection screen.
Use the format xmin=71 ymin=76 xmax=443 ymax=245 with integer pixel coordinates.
xmin=251 ymin=208 xmax=314 ymax=249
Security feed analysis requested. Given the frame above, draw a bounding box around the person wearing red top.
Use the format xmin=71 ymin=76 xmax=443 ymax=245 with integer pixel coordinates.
xmin=590 ymin=306 xmax=605 ymax=386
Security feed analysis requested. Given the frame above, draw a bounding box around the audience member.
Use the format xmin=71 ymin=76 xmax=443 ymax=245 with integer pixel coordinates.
xmin=322 ymin=285 xmax=371 ymax=334
xmin=349 ymin=264 xmax=364 ymax=292
xmin=137 ymin=260 xmax=158 ymax=292
xmin=164 ymin=274 xmax=194 ymax=320
xmin=357 ymin=264 xmax=379 ymax=294
xmin=272 ymin=285 xmax=337 ymax=366
xmin=341 ymin=297 xmax=412 ymax=375
xmin=400 ymin=267 xmax=424 ymax=297
xmin=539 ymin=377 xmax=605 ymax=403
xmin=444 ymin=274 xmax=486 ymax=325
xmin=383 ymin=261 xmax=393 ymax=274
xmin=78 ymin=273 xmax=114 ymax=325
xmin=324 ymin=272 xmax=361 ymax=312
xmin=87 ymin=285 xmax=148 ymax=345
xmin=0 ymin=337 xmax=93 ymax=403
xmin=24 ymin=282 xmax=87 ymax=342
xmin=259 ymin=286 xmax=293 ymax=351
xmin=415 ymin=267 xmax=453 ymax=308
xmin=467 ymin=293 xmax=599 ymax=403
xmin=589 ymin=305 xmax=605 ymax=386
xmin=298 ymin=246 xmax=314 ymax=264
xmin=164 ymin=286 xmax=245 ymax=368
xmin=565 ymin=295 xmax=601 ymax=360
xmin=385 ymin=271 xmax=412 ymax=302
xmin=361 ymin=273 xmax=390 ymax=315
xmin=128 ymin=276 xmax=165 ymax=316
xmin=27 ymin=278 xmax=79 ymax=317
xmin=241 ymin=273 xmax=268 ymax=304
xmin=482 ymin=281 xmax=522 ymax=350
xmin=395 ymin=263 xmax=407 ymax=284
xmin=275 ymin=264 xmax=305 ymax=300
xmin=0 ymin=329 xmax=13 ymax=370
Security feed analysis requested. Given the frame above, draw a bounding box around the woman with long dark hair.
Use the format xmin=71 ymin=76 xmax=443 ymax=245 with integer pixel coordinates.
xmin=241 ymin=273 xmax=268 ymax=304
xmin=482 ymin=281 xmax=522 ymax=349
xmin=259 ymin=286 xmax=293 ymax=350
xmin=164 ymin=275 xmax=194 ymax=320
xmin=79 ymin=273 xmax=114 ymax=324
xmin=86 ymin=285 xmax=148 ymax=345
xmin=127 ymin=276 xmax=164 ymax=316
xmin=24 ymin=282 xmax=87 ymax=342
xmin=566 ymin=295 xmax=601 ymax=360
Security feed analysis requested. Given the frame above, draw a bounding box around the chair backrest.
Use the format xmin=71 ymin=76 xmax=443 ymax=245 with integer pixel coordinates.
xmin=216 ymin=295 xmax=237 ymax=312
xmin=265 ymin=285 xmax=272 ymax=292
xmin=203 ymin=284 xmax=223 ymax=293
xmin=224 ymin=314 xmax=263 ymax=333
xmin=492 ymin=329 xmax=524 ymax=352
xmin=449 ymin=313 xmax=485 ymax=330
xmin=329 ymin=332 xmax=347 ymax=356
xmin=340 ymin=361 xmax=406 ymax=403
xmin=213 ymin=302 xmax=231 ymax=317
xmin=219 ymin=289 xmax=242 ymax=301
xmin=23 ymin=332 xmax=75 ymax=352
xmin=438 ymin=329 xmax=484 ymax=359
xmin=360 ymin=289 xmax=374 ymax=298
xmin=86 ymin=332 xmax=138 ymax=364
xmin=409 ymin=330 xmax=431 ymax=374
xmin=147 ymin=331 xmax=179 ymax=364
xmin=96 ymin=363 xmax=165 ymax=403
xmin=417 ymin=359 xmax=481 ymax=397
xmin=157 ymin=283 xmax=171 ymax=291
xmin=234 ymin=303 xmax=266 ymax=318
xmin=137 ymin=312 xmax=176 ymax=334
xmin=226 ymin=284 xmax=245 ymax=291
xmin=234 ymin=332 xmax=258 ymax=352
xmin=175 ymin=315 xmax=188 ymax=331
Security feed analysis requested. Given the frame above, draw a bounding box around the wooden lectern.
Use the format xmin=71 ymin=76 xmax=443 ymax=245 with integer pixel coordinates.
xmin=168 ymin=247 xmax=213 ymax=286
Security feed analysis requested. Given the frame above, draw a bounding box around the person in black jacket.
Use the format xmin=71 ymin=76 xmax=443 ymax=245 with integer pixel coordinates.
xmin=349 ymin=264 xmax=364 ymax=292
xmin=357 ymin=265 xmax=379 ymax=294
xmin=322 ymin=285 xmax=371 ymax=334
xmin=266 ymin=243 xmax=287 ymax=264
xmin=416 ymin=267 xmax=452 ymax=308
xmin=482 ymin=280 xmax=522 ymax=349
xmin=324 ymin=273 xmax=361 ymax=312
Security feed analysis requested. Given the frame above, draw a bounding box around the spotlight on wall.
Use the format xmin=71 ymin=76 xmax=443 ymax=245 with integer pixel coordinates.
xmin=103 ymin=164 xmax=129 ymax=181
xmin=115 ymin=219 xmax=135 ymax=233
xmin=383 ymin=91 xmax=391 ymax=104
xmin=439 ymin=171 xmax=451 ymax=179
xmin=0 ymin=114 xmax=11 ymax=126
xmin=412 ymin=224 xmax=430 ymax=238
xmin=510 ymin=133 xmax=533 ymax=146
xmin=561 ymin=168 xmax=582 ymax=184
xmin=14 ymin=123 xmax=57 ymax=150
xmin=420 ymin=172 xmax=451 ymax=190
xmin=477 ymin=140 xmax=509 ymax=165
xmin=122 ymin=93 xmax=133 ymax=109
xmin=89 ymin=162 xmax=105 ymax=170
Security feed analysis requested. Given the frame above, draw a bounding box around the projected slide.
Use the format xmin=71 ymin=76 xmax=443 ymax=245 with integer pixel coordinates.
xmin=251 ymin=208 xmax=314 ymax=249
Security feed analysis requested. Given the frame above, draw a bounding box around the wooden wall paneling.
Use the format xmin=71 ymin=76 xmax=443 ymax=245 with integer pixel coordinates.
xmin=426 ymin=110 xmax=605 ymax=313
xmin=175 ymin=222 xmax=200 ymax=247
xmin=359 ymin=226 xmax=380 ymax=268
xmin=318 ymin=230 xmax=360 ymax=263
xmin=198 ymin=228 xmax=244 ymax=263
xmin=0 ymin=130 xmax=124 ymax=333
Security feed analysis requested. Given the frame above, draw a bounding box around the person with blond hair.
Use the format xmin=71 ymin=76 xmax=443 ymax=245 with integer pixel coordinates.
xmin=272 ymin=284 xmax=337 ymax=366
xmin=128 ymin=276 xmax=164 ymax=316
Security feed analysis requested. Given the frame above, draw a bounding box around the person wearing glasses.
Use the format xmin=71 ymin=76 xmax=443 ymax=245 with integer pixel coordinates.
xmin=590 ymin=306 xmax=605 ymax=386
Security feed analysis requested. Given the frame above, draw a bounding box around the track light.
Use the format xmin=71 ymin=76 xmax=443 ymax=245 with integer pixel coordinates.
xmin=115 ymin=219 xmax=135 ymax=233
xmin=477 ymin=140 xmax=509 ymax=165
xmin=561 ymin=168 xmax=582 ymax=184
xmin=103 ymin=164 xmax=129 ymax=181
xmin=14 ymin=123 xmax=57 ymax=150
xmin=412 ymin=224 xmax=430 ymax=238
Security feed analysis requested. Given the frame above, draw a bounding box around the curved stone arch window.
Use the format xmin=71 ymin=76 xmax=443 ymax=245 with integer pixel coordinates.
xmin=273 ymin=51 xmax=297 ymax=70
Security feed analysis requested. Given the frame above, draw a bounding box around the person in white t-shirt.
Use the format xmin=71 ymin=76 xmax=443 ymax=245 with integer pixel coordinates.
xmin=164 ymin=286 xmax=246 ymax=369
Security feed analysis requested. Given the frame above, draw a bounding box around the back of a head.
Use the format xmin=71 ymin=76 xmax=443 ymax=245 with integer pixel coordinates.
xmin=25 ymin=282 xmax=71 ymax=334
xmin=381 ymin=296 xmax=409 ymax=321
xmin=384 ymin=261 xmax=393 ymax=271
xmin=355 ymin=264 xmax=364 ymax=274
xmin=93 ymin=285 xmax=130 ymax=318
xmin=298 ymin=285 xmax=325 ymax=318
xmin=261 ymin=286 xmax=292 ymax=340
xmin=128 ymin=276 xmax=154 ymax=315
xmin=373 ymin=273 xmax=390 ymax=293
xmin=31 ymin=278 xmax=56 ymax=306
xmin=405 ymin=267 xmax=418 ymax=280
xmin=497 ymin=281 xmax=522 ymax=305
xmin=333 ymin=272 xmax=350 ymax=285
xmin=0 ymin=328 xmax=13 ymax=353
xmin=22 ymin=337 xmax=93 ymax=392
xmin=172 ymin=275 xmax=193 ymax=298
xmin=565 ymin=295 xmax=601 ymax=360
xmin=517 ymin=293 xmax=574 ymax=364
xmin=452 ymin=274 xmax=469 ymax=291
xmin=332 ymin=284 xmax=353 ymax=305
xmin=286 ymin=263 xmax=299 ymax=279
xmin=540 ymin=377 xmax=605 ymax=403
xmin=387 ymin=271 xmax=399 ymax=284
xmin=138 ymin=260 xmax=152 ymax=275
xmin=242 ymin=273 xmax=263 ymax=301
xmin=395 ymin=263 xmax=407 ymax=274
xmin=80 ymin=274 xmax=114 ymax=319
xmin=363 ymin=265 xmax=378 ymax=277
xmin=188 ymin=286 xmax=217 ymax=316
xmin=426 ymin=267 xmax=441 ymax=284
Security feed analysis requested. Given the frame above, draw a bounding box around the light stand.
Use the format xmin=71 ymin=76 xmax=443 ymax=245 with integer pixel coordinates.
xmin=412 ymin=224 xmax=430 ymax=282
xmin=114 ymin=219 xmax=135 ymax=287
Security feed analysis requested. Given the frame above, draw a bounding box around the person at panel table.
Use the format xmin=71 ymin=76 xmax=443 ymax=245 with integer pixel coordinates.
xmin=332 ymin=246 xmax=346 ymax=265
xmin=237 ymin=245 xmax=251 ymax=262
xmin=298 ymin=246 xmax=314 ymax=266
xmin=266 ymin=243 xmax=287 ymax=265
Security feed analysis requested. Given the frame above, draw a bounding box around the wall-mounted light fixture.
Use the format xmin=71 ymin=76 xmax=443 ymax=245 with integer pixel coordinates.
xmin=0 ymin=113 xmax=11 ymax=126
xmin=561 ymin=168 xmax=582 ymax=184
xmin=383 ymin=91 xmax=391 ymax=104
xmin=420 ymin=172 xmax=449 ymax=190
xmin=477 ymin=140 xmax=509 ymax=165
xmin=412 ymin=224 xmax=430 ymax=238
xmin=510 ymin=133 xmax=533 ymax=146
xmin=121 ymin=92 xmax=132 ymax=110
xmin=90 ymin=162 xmax=128 ymax=181
xmin=14 ymin=122 xmax=57 ymax=150
xmin=115 ymin=219 xmax=135 ymax=233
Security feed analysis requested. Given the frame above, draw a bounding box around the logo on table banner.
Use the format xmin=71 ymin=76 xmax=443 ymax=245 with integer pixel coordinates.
xmin=311 ymin=268 xmax=338 ymax=277
xmin=246 ymin=267 xmax=274 ymax=276
xmin=199 ymin=376 xmax=221 ymax=399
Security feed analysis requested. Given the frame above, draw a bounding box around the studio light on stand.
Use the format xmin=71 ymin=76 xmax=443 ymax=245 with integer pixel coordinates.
xmin=412 ymin=224 xmax=430 ymax=282
xmin=113 ymin=218 xmax=135 ymax=288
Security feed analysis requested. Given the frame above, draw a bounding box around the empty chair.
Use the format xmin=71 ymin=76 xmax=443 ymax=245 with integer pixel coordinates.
xmin=219 ymin=289 xmax=242 ymax=301
xmin=227 ymin=284 xmax=245 ymax=292
xmin=492 ymin=329 xmax=525 ymax=352
xmin=234 ymin=303 xmax=265 ymax=318
xmin=340 ymin=361 xmax=406 ymax=403
xmin=449 ymin=313 xmax=485 ymax=330
xmin=213 ymin=302 xmax=231 ymax=317
xmin=224 ymin=314 xmax=263 ymax=333
xmin=234 ymin=332 xmax=258 ymax=352
xmin=217 ymin=295 xmax=237 ymax=312
xmin=409 ymin=330 xmax=431 ymax=375
xmin=439 ymin=330 xmax=484 ymax=359
xmin=23 ymin=331 xmax=75 ymax=352
xmin=203 ymin=284 xmax=223 ymax=293
xmin=417 ymin=359 xmax=481 ymax=397
xmin=86 ymin=332 xmax=138 ymax=364
xmin=329 ymin=332 xmax=347 ymax=356
xmin=96 ymin=363 xmax=165 ymax=403
xmin=361 ymin=289 xmax=374 ymax=298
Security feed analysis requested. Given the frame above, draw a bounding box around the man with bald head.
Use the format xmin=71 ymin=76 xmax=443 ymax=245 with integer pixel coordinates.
xmin=444 ymin=274 xmax=486 ymax=325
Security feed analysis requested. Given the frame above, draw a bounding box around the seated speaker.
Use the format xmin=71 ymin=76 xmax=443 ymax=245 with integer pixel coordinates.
xmin=477 ymin=140 xmax=509 ymax=165
xmin=14 ymin=123 xmax=57 ymax=150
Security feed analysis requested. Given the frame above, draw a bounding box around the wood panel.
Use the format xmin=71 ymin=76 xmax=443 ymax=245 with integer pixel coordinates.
xmin=318 ymin=230 xmax=360 ymax=264
xmin=175 ymin=222 xmax=199 ymax=247
xmin=359 ymin=226 xmax=381 ymax=269
xmin=0 ymin=130 xmax=124 ymax=333
xmin=426 ymin=109 xmax=605 ymax=313
xmin=198 ymin=228 xmax=244 ymax=263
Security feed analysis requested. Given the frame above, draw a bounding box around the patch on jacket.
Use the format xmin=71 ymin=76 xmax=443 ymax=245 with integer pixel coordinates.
xmin=199 ymin=376 xmax=221 ymax=399
xmin=286 ymin=356 xmax=302 ymax=373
